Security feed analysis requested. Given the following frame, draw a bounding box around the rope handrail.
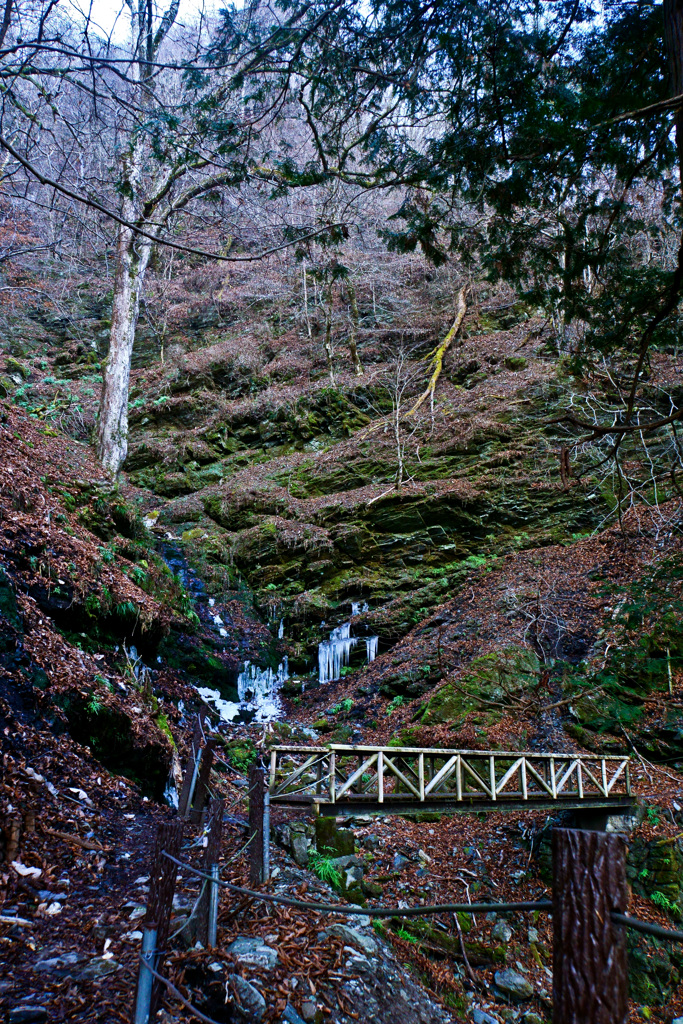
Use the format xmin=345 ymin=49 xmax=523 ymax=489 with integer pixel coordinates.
xmin=162 ymin=850 xmax=552 ymax=917
xmin=162 ymin=851 xmax=683 ymax=940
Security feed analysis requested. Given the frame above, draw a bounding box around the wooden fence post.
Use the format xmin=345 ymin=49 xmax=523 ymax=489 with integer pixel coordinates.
xmin=248 ymin=763 xmax=267 ymax=885
xmin=552 ymin=827 xmax=628 ymax=1024
xmin=190 ymin=737 xmax=216 ymax=824
xmin=178 ymin=719 xmax=203 ymax=819
xmin=196 ymin=797 xmax=224 ymax=946
xmin=139 ymin=820 xmax=184 ymax=1021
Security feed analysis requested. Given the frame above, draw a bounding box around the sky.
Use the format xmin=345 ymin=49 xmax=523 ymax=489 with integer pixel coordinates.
xmin=65 ymin=0 xmax=230 ymax=45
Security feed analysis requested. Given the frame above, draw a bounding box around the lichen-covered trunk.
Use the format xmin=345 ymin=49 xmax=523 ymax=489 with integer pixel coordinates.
xmin=97 ymin=222 xmax=152 ymax=476
xmin=665 ymin=0 xmax=683 ymax=181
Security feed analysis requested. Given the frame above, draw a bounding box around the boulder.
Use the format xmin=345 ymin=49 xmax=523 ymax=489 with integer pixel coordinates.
xmin=323 ymin=923 xmax=377 ymax=956
xmin=493 ymin=969 xmax=534 ymax=1003
xmin=8 ymin=1009 xmax=48 ymax=1024
xmin=282 ymin=1005 xmax=307 ymax=1024
xmin=472 ymin=1009 xmax=500 ymax=1024
xmin=228 ymin=975 xmax=266 ymax=1021
xmin=291 ymin=831 xmax=310 ymax=867
xmin=492 ymin=921 xmax=513 ymax=943
xmin=227 ymin=936 xmax=278 ymax=969
xmin=77 ymin=957 xmax=119 ymax=980
xmin=32 ymin=952 xmax=83 ymax=977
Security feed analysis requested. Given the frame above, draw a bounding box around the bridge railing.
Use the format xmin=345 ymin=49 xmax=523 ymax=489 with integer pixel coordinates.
xmin=268 ymin=744 xmax=631 ymax=805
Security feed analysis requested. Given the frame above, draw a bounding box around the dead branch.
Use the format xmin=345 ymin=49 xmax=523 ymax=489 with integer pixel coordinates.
xmin=409 ymin=285 xmax=467 ymax=416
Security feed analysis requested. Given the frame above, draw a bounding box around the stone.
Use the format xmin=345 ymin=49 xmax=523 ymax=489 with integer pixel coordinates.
xmin=290 ymin=831 xmax=310 ymax=867
xmin=522 ymin=1014 xmax=545 ymax=1024
xmin=228 ymin=975 xmax=266 ymax=1020
xmin=671 ymin=1018 xmax=683 ymax=1024
xmin=345 ymin=865 xmax=364 ymax=887
xmin=32 ymin=951 xmax=83 ymax=976
xmin=227 ymin=936 xmax=278 ymax=969
xmin=393 ymin=853 xmax=410 ymax=870
xmin=362 ymin=834 xmax=380 ymax=850
xmin=493 ymin=969 xmax=534 ymax=1003
xmin=323 ymin=923 xmax=377 ymax=956
xmin=300 ymin=1000 xmax=318 ymax=1022
xmin=8 ymin=1009 xmax=48 ymax=1024
xmin=329 ymin=854 xmax=363 ymax=870
xmin=472 ymin=1008 xmax=500 ymax=1024
xmin=492 ymin=921 xmax=513 ymax=943
xmin=282 ymin=1005 xmax=307 ymax=1024
xmin=361 ymin=879 xmax=383 ymax=897
xmin=314 ymin=817 xmax=355 ymax=857
xmin=77 ymin=956 xmax=119 ymax=980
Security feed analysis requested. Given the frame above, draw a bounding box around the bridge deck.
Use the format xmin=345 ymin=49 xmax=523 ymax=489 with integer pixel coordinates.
xmin=268 ymin=744 xmax=633 ymax=816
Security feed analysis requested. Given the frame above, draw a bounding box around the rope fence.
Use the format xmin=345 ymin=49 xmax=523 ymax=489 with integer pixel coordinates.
xmin=131 ymin=725 xmax=683 ymax=1024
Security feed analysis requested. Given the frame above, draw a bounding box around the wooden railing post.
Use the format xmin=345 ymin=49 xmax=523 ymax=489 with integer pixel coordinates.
xmin=135 ymin=820 xmax=183 ymax=1021
xmin=196 ymin=797 xmax=224 ymax=946
xmin=190 ymin=737 xmax=216 ymax=824
xmin=552 ymin=828 xmax=628 ymax=1024
xmin=248 ymin=764 xmax=267 ymax=885
xmin=178 ymin=719 xmax=203 ymax=818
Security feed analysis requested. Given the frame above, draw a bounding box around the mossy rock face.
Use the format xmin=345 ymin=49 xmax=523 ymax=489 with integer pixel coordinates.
xmin=6 ymin=356 xmax=30 ymax=379
xmin=627 ymin=835 xmax=683 ymax=914
xmin=628 ymin=932 xmax=683 ymax=1005
xmin=314 ymin=817 xmax=355 ymax=857
xmin=0 ymin=568 xmax=21 ymax=631
xmin=504 ymin=356 xmax=528 ymax=371
xmin=420 ymin=646 xmax=540 ymax=727
xmin=55 ymin=692 xmax=172 ymax=799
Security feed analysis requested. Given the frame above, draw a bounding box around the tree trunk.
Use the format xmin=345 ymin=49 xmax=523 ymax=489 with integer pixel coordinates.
xmin=97 ymin=222 xmax=152 ymax=475
xmin=664 ymin=0 xmax=683 ymax=183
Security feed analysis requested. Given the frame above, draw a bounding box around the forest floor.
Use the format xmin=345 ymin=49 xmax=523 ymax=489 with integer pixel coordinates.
xmin=2 ymin=298 xmax=683 ymax=1023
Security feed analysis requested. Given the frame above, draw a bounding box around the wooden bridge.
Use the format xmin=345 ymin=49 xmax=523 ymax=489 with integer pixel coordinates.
xmin=268 ymin=744 xmax=634 ymax=817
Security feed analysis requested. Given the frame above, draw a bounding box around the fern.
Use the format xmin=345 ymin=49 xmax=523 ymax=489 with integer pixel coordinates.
xmin=308 ymin=852 xmax=342 ymax=889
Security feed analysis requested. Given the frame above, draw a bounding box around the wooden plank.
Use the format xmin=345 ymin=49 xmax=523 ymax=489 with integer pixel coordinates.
xmin=329 ymin=751 xmax=336 ymax=803
xmin=383 ymin=755 xmax=420 ymax=798
xmin=273 ymin=754 xmax=324 ymax=796
xmin=524 ymin=761 xmax=555 ymax=797
xmin=336 ymin=754 xmax=379 ymax=800
xmin=555 ymin=761 xmax=578 ymax=795
xmin=580 ymin=762 xmax=608 ymax=797
xmin=490 ymin=755 xmax=496 ymax=801
xmin=419 ymin=753 xmax=425 ymax=802
xmin=320 ymin=744 xmax=628 ymax=761
xmin=550 ymin=757 xmax=557 ymax=799
xmin=378 ymin=751 xmax=384 ymax=803
xmin=456 ymin=755 xmax=462 ymax=801
xmin=606 ymin=759 xmax=628 ymax=794
xmin=521 ymin=759 xmax=527 ymax=800
xmin=424 ymin=756 xmax=458 ymax=796
xmin=494 ymin=758 xmax=524 ymax=795
xmin=460 ymin=757 xmax=494 ymax=798
xmin=269 ymin=749 xmax=277 ymax=790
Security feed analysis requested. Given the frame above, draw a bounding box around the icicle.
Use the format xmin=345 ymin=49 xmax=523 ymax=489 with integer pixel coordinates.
xmin=366 ymin=636 xmax=379 ymax=663
xmin=278 ymin=618 xmax=284 ymax=639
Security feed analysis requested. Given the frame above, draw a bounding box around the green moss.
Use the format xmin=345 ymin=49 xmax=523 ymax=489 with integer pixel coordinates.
xmin=420 ymin=646 xmax=540 ymax=727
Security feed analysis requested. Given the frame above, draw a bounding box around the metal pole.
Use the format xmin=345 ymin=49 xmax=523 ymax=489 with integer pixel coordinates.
xmin=263 ymin=787 xmax=271 ymax=881
xmin=133 ymin=926 xmax=157 ymax=1024
xmin=207 ymin=864 xmax=220 ymax=947
xmin=248 ymin=764 xmax=266 ymax=885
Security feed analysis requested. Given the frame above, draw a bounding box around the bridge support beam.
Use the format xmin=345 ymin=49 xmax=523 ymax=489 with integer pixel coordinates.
xmin=552 ymin=827 xmax=628 ymax=1024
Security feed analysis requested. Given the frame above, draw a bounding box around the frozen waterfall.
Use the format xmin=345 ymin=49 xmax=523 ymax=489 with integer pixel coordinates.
xmin=198 ymin=656 xmax=288 ymax=724
xmin=318 ymin=604 xmax=379 ymax=684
